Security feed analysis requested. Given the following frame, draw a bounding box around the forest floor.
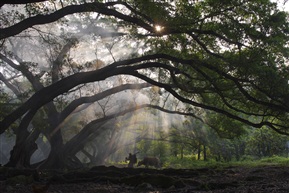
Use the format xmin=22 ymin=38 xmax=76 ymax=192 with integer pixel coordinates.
xmin=1 ymin=164 xmax=289 ymax=193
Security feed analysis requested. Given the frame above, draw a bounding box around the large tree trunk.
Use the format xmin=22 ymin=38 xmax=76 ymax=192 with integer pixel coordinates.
xmin=6 ymin=139 xmax=38 ymax=168
xmin=6 ymin=103 xmax=61 ymax=168
xmin=38 ymin=129 xmax=65 ymax=169
xmin=5 ymin=110 xmax=38 ymax=168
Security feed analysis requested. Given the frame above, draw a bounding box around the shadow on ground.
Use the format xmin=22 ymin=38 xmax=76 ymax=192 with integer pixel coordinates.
xmin=1 ymin=165 xmax=289 ymax=192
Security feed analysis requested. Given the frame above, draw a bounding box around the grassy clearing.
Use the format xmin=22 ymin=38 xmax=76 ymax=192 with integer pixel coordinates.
xmin=107 ymin=156 xmax=289 ymax=169
xmin=161 ymin=156 xmax=289 ymax=169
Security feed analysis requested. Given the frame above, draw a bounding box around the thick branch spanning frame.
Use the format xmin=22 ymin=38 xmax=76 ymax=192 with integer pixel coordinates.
xmin=2 ymin=53 xmax=289 ymax=135
xmin=0 ymin=2 xmax=153 ymax=40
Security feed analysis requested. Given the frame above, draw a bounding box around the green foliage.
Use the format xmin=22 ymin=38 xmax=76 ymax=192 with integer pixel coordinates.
xmin=137 ymin=139 xmax=153 ymax=156
xmin=258 ymin=156 xmax=289 ymax=165
xmin=161 ymin=155 xmax=289 ymax=169
xmin=163 ymin=155 xmax=198 ymax=169
xmin=141 ymin=0 xmax=289 ymax=135
xmin=151 ymin=140 xmax=169 ymax=157
xmin=207 ymin=113 xmax=247 ymax=139
xmin=137 ymin=138 xmax=169 ymax=158
xmin=246 ymin=127 xmax=289 ymax=157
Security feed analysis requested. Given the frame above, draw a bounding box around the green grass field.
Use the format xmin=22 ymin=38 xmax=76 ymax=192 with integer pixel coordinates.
xmin=162 ymin=155 xmax=289 ymax=169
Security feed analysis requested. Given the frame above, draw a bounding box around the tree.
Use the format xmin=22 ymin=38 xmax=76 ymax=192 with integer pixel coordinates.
xmin=246 ymin=127 xmax=289 ymax=158
xmin=1 ymin=0 xmax=289 ymax=168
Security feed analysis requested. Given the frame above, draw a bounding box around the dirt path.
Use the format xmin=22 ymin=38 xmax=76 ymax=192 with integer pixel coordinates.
xmin=1 ymin=165 xmax=289 ymax=192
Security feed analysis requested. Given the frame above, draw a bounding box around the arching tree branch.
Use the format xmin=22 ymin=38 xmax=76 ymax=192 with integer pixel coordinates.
xmin=0 ymin=0 xmax=48 ymax=8
xmin=0 ymin=2 xmax=153 ymax=40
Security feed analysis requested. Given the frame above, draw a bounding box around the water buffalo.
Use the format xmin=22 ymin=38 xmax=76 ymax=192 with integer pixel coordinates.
xmin=137 ymin=157 xmax=161 ymax=168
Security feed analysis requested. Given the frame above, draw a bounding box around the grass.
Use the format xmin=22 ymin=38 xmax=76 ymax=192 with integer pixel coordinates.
xmin=161 ymin=155 xmax=289 ymax=169
xmin=107 ymin=155 xmax=289 ymax=169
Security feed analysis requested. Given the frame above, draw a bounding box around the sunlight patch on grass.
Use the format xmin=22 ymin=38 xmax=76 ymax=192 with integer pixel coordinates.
xmin=110 ymin=156 xmax=289 ymax=169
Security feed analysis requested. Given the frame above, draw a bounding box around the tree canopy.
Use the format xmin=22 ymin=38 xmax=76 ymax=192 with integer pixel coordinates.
xmin=1 ymin=0 xmax=289 ymax=168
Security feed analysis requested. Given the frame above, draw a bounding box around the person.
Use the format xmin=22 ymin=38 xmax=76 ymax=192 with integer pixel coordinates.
xmin=125 ymin=152 xmax=137 ymax=168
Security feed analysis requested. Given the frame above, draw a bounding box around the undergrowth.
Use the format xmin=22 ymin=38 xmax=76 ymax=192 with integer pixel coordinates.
xmin=107 ymin=156 xmax=289 ymax=169
xmin=162 ymin=155 xmax=289 ymax=169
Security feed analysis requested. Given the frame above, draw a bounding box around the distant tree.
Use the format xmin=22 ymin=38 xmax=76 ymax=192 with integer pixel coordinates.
xmin=246 ymin=127 xmax=289 ymax=158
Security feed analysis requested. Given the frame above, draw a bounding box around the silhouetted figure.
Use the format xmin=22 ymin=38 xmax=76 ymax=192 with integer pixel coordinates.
xmin=125 ymin=152 xmax=138 ymax=168
xmin=137 ymin=156 xmax=161 ymax=168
